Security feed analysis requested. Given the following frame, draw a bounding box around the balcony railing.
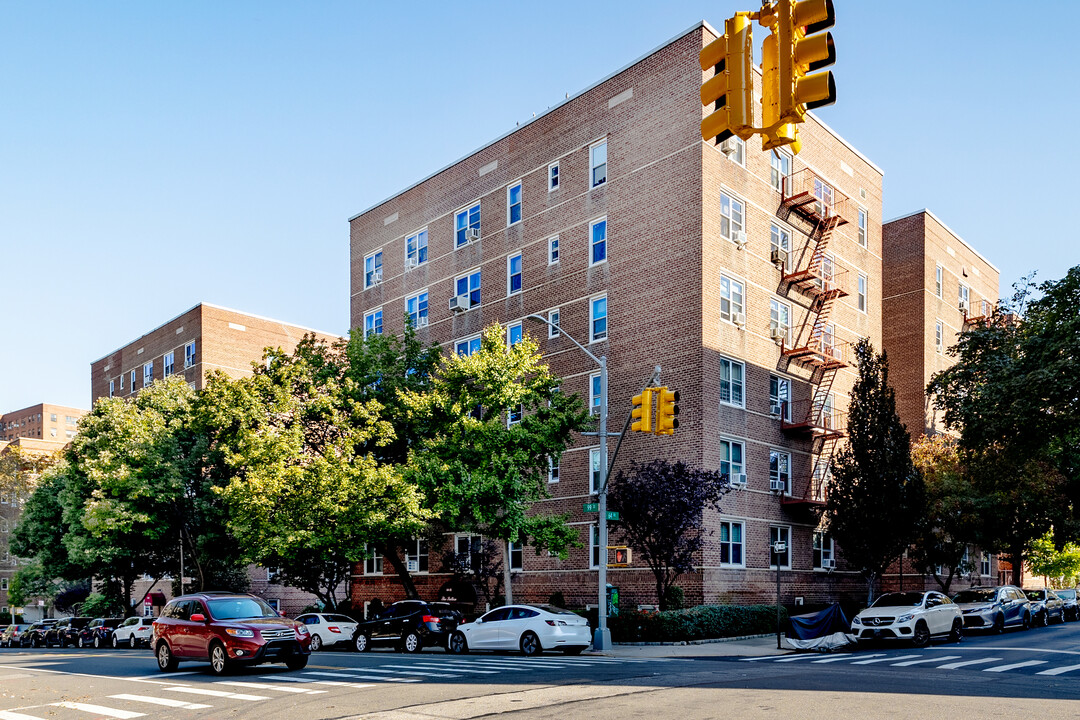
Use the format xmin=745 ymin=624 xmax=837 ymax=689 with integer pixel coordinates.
xmin=781 ymin=168 xmax=852 ymax=226
xmin=782 ymin=334 xmax=849 ymax=370
xmin=784 ymin=259 xmax=850 ymax=299
xmin=779 ymin=400 xmax=847 ymax=438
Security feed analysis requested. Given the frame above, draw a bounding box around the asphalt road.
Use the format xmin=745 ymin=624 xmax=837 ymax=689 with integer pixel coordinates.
xmin=2 ymin=622 xmax=1080 ymax=719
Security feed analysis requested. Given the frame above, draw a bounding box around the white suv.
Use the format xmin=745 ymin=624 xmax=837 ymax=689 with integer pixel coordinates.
xmin=295 ymin=613 xmax=359 ymax=651
xmin=112 ymin=617 xmax=155 ymax=648
xmin=852 ymin=591 xmax=963 ymax=647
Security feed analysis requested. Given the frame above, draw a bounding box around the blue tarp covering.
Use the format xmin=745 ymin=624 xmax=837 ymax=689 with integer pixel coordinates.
xmin=788 ymin=603 xmax=851 ymax=640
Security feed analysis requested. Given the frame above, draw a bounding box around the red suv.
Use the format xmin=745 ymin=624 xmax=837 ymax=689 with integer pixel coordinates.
xmin=152 ymin=592 xmax=311 ymax=675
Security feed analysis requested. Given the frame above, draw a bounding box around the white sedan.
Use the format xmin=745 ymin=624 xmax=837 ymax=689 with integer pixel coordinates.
xmin=111 ymin=617 xmax=155 ymax=648
xmin=295 ymin=613 xmax=359 ymax=651
xmin=851 ymin=591 xmax=963 ymax=647
xmin=447 ymin=604 xmax=591 ymax=656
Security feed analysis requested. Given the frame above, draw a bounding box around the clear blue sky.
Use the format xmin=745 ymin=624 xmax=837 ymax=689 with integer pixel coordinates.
xmin=2 ymin=1 xmax=1077 ymax=412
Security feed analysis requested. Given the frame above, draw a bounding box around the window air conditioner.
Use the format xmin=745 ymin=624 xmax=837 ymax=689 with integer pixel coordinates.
xmin=731 ymin=230 xmax=747 ymax=248
xmin=371 ymin=269 xmax=383 ymax=284
xmin=449 ymin=294 xmax=471 ymax=313
xmin=771 ymin=248 xmax=789 ymax=265
xmin=770 ymin=325 xmax=788 ymax=342
xmin=417 ymin=316 xmax=429 ymax=328
xmin=407 ymin=256 xmax=419 ymax=269
xmin=732 ymin=312 xmax=746 ymax=328
xmin=406 ymin=560 xmax=419 ymax=572
xmin=466 ymin=228 xmax=481 ymax=242
xmin=770 ymin=478 xmax=786 ymax=493
xmin=822 ymin=558 xmax=836 ymax=570
xmin=720 ymin=137 xmax=739 ymax=155
xmin=731 ymin=473 xmax=747 ymax=486
xmin=959 ymin=301 xmax=969 ymax=313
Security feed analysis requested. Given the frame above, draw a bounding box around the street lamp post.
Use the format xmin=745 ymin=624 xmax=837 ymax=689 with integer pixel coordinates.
xmin=525 ymin=314 xmax=611 ymax=651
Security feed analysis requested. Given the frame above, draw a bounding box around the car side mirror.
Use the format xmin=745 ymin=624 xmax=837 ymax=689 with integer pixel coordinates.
xmin=190 ymin=614 xmax=206 ymax=623
xmin=280 ymin=611 xmax=287 ymax=617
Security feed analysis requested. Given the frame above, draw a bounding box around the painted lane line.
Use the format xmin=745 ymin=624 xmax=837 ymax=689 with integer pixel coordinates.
xmin=937 ymin=657 xmax=1003 ymax=670
xmin=851 ymin=655 xmax=922 ymax=665
xmin=0 ymin=711 xmax=48 ymax=720
xmin=740 ymin=654 xmax=800 ymax=662
xmin=1037 ymin=663 xmax=1080 ymax=676
xmin=811 ymin=654 xmax=881 ymax=664
xmin=891 ymin=655 xmax=961 ymax=667
xmin=370 ymin=666 xmax=462 ymax=678
xmin=255 ymin=675 xmax=318 ymax=682
xmin=0 ymin=665 xmax=188 ymax=687
xmin=389 ymin=664 xmax=498 ymax=674
xmin=50 ymin=702 xmax=145 ymax=719
xmin=108 ymin=694 xmax=212 ymax=709
xmin=257 ymin=675 xmax=374 ymax=689
xmin=983 ymin=660 xmax=1048 ymax=673
xmin=214 ymin=681 xmax=326 ymax=694
xmin=127 ymin=672 xmax=201 ymax=680
xmin=164 ymin=687 xmax=268 ymax=701
xmin=442 ymin=661 xmax=531 ymax=671
xmin=773 ymin=654 xmax=836 ymax=663
xmin=305 ymin=671 xmax=420 ymax=683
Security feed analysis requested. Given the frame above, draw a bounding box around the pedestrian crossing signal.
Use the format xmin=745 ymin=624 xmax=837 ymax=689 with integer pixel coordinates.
xmin=610 ymin=547 xmax=632 ymax=566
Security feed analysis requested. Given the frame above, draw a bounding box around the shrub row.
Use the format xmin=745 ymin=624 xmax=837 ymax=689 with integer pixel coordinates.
xmin=602 ymin=604 xmax=788 ymax=643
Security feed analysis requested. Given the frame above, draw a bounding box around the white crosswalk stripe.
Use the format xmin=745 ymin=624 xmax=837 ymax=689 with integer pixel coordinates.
xmin=256 ymin=675 xmax=375 ymax=689
xmin=50 ymin=702 xmax=145 ymax=719
xmin=773 ymin=654 xmax=830 ymax=663
xmin=164 ymin=686 xmax=268 ymax=701
xmin=371 ymin=665 xmax=462 ymax=678
xmin=442 ymin=661 xmax=532 ymax=671
xmin=851 ymin=654 xmax=922 ymax=665
xmin=0 ymin=711 xmax=48 ymax=720
xmin=389 ymin=663 xmax=498 ymax=674
xmin=811 ymin=654 xmax=878 ymax=664
xmin=306 ymin=671 xmax=420 ymax=683
xmin=1037 ymin=663 xmax=1080 ymax=676
xmin=108 ymin=694 xmax=212 ymax=709
xmin=892 ymin=655 xmax=961 ymax=667
xmin=214 ymin=680 xmax=326 ymax=694
xmin=983 ymin=660 xmax=1047 ymax=673
xmin=936 ymin=657 xmax=1003 ymax=670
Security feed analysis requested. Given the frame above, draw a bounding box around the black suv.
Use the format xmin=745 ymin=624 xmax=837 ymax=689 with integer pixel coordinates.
xmin=78 ymin=617 xmax=126 ymax=648
xmin=23 ymin=619 xmax=58 ymax=647
xmin=353 ymin=600 xmax=463 ymax=653
xmin=44 ymin=617 xmax=92 ymax=647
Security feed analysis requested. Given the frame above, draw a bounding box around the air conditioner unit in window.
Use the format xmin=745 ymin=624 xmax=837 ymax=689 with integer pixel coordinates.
xmin=417 ymin=316 xmax=429 ymax=328
xmin=771 ymin=248 xmax=789 ymax=266
xmin=371 ymin=269 xmax=383 ymax=284
xmin=720 ymin=137 xmax=739 ymax=155
xmin=732 ymin=312 xmax=746 ymax=328
xmin=731 ymin=473 xmax=747 ymax=486
xmin=821 ymin=558 xmax=836 ymax=570
xmin=465 ymin=228 xmax=481 ymax=242
xmin=770 ymin=326 xmax=788 ymax=342
xmin=959 ymin=301 xmax=969 ymax=313
xmin=407 ymin=256 xmax=419 ymax=269
xmin=770 ymin=478 xmax=787 ymax=493
xmin=449 ymin=294 xmax=471 ymax=313
xmin=406 ymin=560 xmax=419 ymax=572
xmin=732 ymin=230 xmax=748 ymax=248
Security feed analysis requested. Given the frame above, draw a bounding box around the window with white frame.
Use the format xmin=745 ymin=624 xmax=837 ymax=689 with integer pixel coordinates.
xmin=719 ymin=520 xmax=744 ymax=566
xmin=812 ymin=177 xmax=834 ymax=217
xmin=119 ymin=373 xmax=124 ymax=390
xmin=590 ymin=525 xmax=600 ymax=568
xmin=590 ymin=218 xmax=607 ymax=265
xmin=507 ymin=253 xmax=523 ymax=295
xmin=590 ymin=448 xmax=602 ymax=494
xmin=455 ymin=203 xmax=481 ymax=247
xmin=130 ymin=369 xmax=137 ymax=392
xmin=143 ymin=362 xmax=153 ymax=388
xmin=725 ymin=136 xmax=745 ymax=165
xmin=405 ymin=540 xmax=428 ymax=573
xmin=720 ymin=192 xmax=744 ymax=242
xmin=364 ymin=251 xmax=383 ymax=288
xmin=935 ymin=265 xmax=943 ymax=297
xmin=590 ymin=372 xmax=601 ymax=415
xmin=164 ymin=351 xmax=174 ymax=377
xmin=590 ymin=141 xmax=607 ymax=188
xmin=507 ymin=404 xmax=523 ymax=426
xmin=719 ymin=275 xmax=744 ymax=324
xmin=770 ymin=526 xmax=791 ymax=569
xmin=406 ymin=229 xmax=428 ymax=267
xmin=770 ymin=151 xmax=791 ymax=193
xmin=364 ymin=309 xmax=383 ymax=338
xmin=109 ymin=379 xmax=114 ymax=398
xmin=509 ymin=540 xmax=523 ymax=571
xmin=455 ymin=335 xmax=482 ymax=356
xmin=770 ymin=224 xmax=792 ymax=270
xmin=857 ymin=207 xmax=867 ymax=247
xmin=770 ymin=299 xmax=791 ymax=341
xmin=455 ymin=534 xmax=483 ymax=571
xmin=590 ymin=295 xmax=608 ymax=342
xmin=548 ymin=162 xmax=559 ymax=192
xmin=185 ymin=341 xmax=196 ymax=369
xmin=769 ymin=375 xmax=791 ymax=419
xmin=858 ymin=273 xmax=867 ymax=312
xmin=456 ymin=269 xmax=482 ymax=307
xmin=813 ymin=532 xmax=834 ymax=569
xmin=981 ymin=553 xmax=992 ymax=576
xmin=935 ymin=320 xmax=944 ymax=353
xmin=507 ymin=182 xmax=522 ymax=226
xmin=958 ymin=283 xmax=970 ymax=312
xmin=719 ymin=357 xmax=745 ymax=407
xmin=406 ymin=291 xmax=429 ymax=328
xmin=720 ymin=439 xmax=744 ymax=484
xmin=363 ymin=544 xmax=383 ymax=575
xmin=548 ymin=456 xmax=559 ymax=483
xmin=769 ymin=450 xmax=791 ymax=495
xmin=507 ymin=321 xmax=523 ymax=347
xmin=548 ymin=235 xmax=559 ymax=264
xmin=822 ymin=393 xmax=836 ymax=428
xmin=548 ymin=309 xmax=560 ymax=338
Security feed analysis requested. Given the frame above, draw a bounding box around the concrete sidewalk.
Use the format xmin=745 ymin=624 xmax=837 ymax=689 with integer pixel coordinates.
xmin=594 ymin=634 xmax=795 ymax=659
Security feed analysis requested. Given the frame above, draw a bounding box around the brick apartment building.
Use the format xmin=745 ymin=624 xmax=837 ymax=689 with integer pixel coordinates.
xmin=1 ymin=403 xmax=87 ymax=443
xmin=90 ymin=302 xmax=343 ymax=615
xmin=347 ymin=22 xmax=892 ymax=611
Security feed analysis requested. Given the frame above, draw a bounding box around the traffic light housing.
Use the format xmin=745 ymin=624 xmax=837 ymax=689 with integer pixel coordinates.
xmin=655 ymin=387 xmax=679 ymax=435
xmin=631 ymin=388 xmax=653 ymax=433
xmin=699 ymin=13 xmax=754 ymax=143
xmin=777 ymin=0 xmax=836 ymax=124
xmin=760 ymin=28 xmax=800 ymax=152
xmin=611 ymin=547 xmax=632 ymax=566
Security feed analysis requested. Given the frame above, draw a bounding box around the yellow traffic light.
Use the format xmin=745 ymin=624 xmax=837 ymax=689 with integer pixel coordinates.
xmin=699 ymin=13 xmax=754 ymax=143
xmin=760 ymin=28 xmax=800 ymax=153
xmin=655 ymin=387 xmax=680 ymax=435
xmin=631 ymin=388 xmax=653 ymax=433
xmin=777 ymin=0 xmax=836 ymax=125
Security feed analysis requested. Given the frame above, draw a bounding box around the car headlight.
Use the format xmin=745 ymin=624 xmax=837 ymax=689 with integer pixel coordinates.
xmin=296 ymin=625 xmax=309 ymax=635
xmin=896 ymin=614 xmax=915 ymax=623
xmin=225 ymin=628 xmax=255 ymax=638
xmin=852 ymin=616 xmax=862 ymax=625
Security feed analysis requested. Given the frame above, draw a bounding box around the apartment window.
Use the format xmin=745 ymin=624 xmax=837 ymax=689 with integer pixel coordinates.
xmin=406 ymin=291 xmax=429 ymax=328
xmin=548 ymin=162 xmax=559 ymax=192
xmin=958 ymin=283 xmax=970 ymax=312
xmin=405 ymin=540 xmax=429 ymax=574
xmin=455 ymin=335 xmax=482 ymax=357
xmin=770 ymin=224 xmax=791 ymax=270
xmin=719 ymin=357 xmax=745 ymax=407
xmin=49 ymin=428 xmax=56 ymax=437
xmin=164 ymin=351 xmax=174 ymax=377
xmin=506 ymin=540 xmax=523 ymax=572
xmin=720 ymin=439 xmax=745 ymax=483
xmin=769 ymin=375 xmax=791 ymax=419
xmin=590 ymin=525 xmax=600 ymax=569
xmin=812 ymin=177 xmax=834 ymax=217
xmin=130 ymin=370 xmax=136 ymax=392
xmin=590 ymin=448 xmax=602 ymax=494
xmin=548 ymin=309 xmax=560 ymax=338
xmin=0 ymin=579 xmax=6 ymax=591
xmin=590 ymin=372 xmax=601 ymax=415
xmin=857 ymin=274 xmax=867 ymax=312
xmin=548 ymin=456 xmax=559 ymax=483
xmin=935 ymin=265 xmax=943 ymax=297
xmin=50 ymin=413 xmax=57 ymax=422
xmin=507 ymin=182 xmax=522 ymax=226
xmin=143 ymin=362 xmax=153 ymax=388
xmin=719 ymin=275 xmax=745 ymax=324
xmin=720 ymin=193 xmax=744 ymax=241
xmin=857 ymin=207 xmax=868 ymax=247
xmin=770 ymin=150 xmax=791 ymax=193
xmin=590 ymin=218 xmax=607 ymax=265
xmin=185 ymin=341 xmax=196 ymax=369
xmin=364 ymin=251 xmax=383 ymax=288
xmin=406 ymin=229 xmax=428 ymax=267
xmin=719 ymin=521 xmax=744 ymax=566
xmin=590 ymin=140 xmax=607 ymax=188
xmin=770 ymin=299 xmax=791 ymax=341
xmin=769 ymin=450 xmax=791 ymax=495
xmin=548 ymin=236 xmax=559 ymax=264
xmin=590 ymin=295 xmax=608 ymax=342
xmin=728 ymin=136 xmax=746 ymax=165
xmin=109 ymin=380 xmax=115 ymax=398
xmin=507 ymin=403 xmax=523 ymax=426
xmin=770 ymin=526 xmax=791 ymax=569
xmin=981 ymin=553 xmax=992 ymax=576
xmin=364 ymin=309 xmax=383 ymax=338
xmin=507 ymin=253 xmax=523 ymax=295
xmin=813 ymin=532 xmax=834 ymax=569
xmin=455 ymin=202 xmax=481 ymax=247
xmin=363 ymin=545 xmax=383 ymax=575
xmin=507 ymin=322 xmax=523 ymax=347
xmin=935 ymin=321 xmax=944 ymax=353
xmin=456 ymin=269 xmax=482 ymax=307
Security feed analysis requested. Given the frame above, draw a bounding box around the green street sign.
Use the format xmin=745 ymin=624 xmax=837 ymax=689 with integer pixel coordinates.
xmin=583 ymin=502 xmax=599 ymax=513
xmin=606 ymin=511 xmax=619 ymax=521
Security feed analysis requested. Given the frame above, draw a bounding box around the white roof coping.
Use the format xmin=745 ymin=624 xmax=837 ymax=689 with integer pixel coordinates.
xmin=884 ymin=209 xmax=1000 ymax=274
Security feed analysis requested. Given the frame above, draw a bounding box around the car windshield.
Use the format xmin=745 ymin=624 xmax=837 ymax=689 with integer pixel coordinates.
xmin=1057 ymin=590 xmax=1076 ymax=600
xmin=1025 ymin=590 xmax=1045 ymax=601
xmin=326 ymin=615 xmax=355 ymax=623
xmin=954 ymin=588 xmax=997 ymax=603
xmin=206 ymin=597 xmax=279 ymax=620
xmin=870 ymin=593 xmax=924 ymax=608
xmin=532 ymin=604 xmax=578 ymax=615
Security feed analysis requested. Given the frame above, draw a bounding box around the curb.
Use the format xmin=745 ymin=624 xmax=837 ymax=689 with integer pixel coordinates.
xmin=613 ymin=632 xmax=776 ymax=647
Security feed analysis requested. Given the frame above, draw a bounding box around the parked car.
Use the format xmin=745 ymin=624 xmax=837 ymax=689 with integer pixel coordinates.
xmin=448 ymin=604 xmax=592 ymax=656
xmin=152 ymin=591 xmax=311 ymax=675
xmin=44 ymin=617 xmax=92 ymax=648
xmin=850 ymin=591 xmax=963 ymax=647
xmin=1054 ymin=588 xmax=1079 ymax=621
xmin=112 ymin=616 xmax=155 ymax=648
xmin=21 ymin=620 xmax=57 ymax=648
xmin=1 ymin=624 xmax=31 ymax=648
xmin=1024 ymin=589 xmax=1066 ymax=626
xmin=352 ymin=600 xmax=463 ymax=653
xmin=77 ymin=617 xmax=126 ymax=648
xmin=952 ymin=585 xmax=1032 ymax=632
xmin=296 ymin=613 xmax=359 ymax=651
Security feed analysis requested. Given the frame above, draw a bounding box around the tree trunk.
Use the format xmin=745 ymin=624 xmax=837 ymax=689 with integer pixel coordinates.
xmin=866 ymin=571 xmax=878 ymax=606
xmin=1011 ymin=544 xmax=1024 ymax=586
xmin=383 ymin=542 xmax=420 ymax=599
xmin=656 ymin=575 xmax=668 ymax=611
xmin=503 ymin=541 xmax=513 ymax=606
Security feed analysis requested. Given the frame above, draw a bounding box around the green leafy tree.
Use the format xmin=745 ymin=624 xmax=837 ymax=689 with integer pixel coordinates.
xmin=824 ymin=338 xmax=924 ymax=604
xmin=1027 ymin=533 xmax=1080 ymax=588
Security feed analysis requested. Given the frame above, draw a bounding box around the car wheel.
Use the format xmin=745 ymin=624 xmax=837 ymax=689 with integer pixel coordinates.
xmin=130 ymin=636 xmax=138 ymax=649
xmin=354 ymin=633 xmax=370 ymax=652
xmin=401 ymin=631 xmax=422 ymax=653
xmin=519 ymin=631 xmax=542 ymax=657
xmin=948 ymin=618 xmax=963 ymax=644
xmin=209 ymin=642 xmax=231 ymax=676
xmin=309 ymin=634 xmax=323 ymax=652
xmin=285 ymin=655 xmax=309 ymax=671
xmin=911 ymin=621 xmax=931 ymax=648
xmin=1022 ymin=612 xmax=1032 ymax=631
xmin=111 ymin=635 xmax=119 ymax=649
xmin=78 ymin=637 xmax=85 ymax=649
xmin=448 ymin=631 xmax=468 ymax=655
xmin=94 ymin=636 xmax=102 ymax=649
xmin=156 ymin=642 xmax=179 ymax=672
xmin=993 ymin=614 xmax=1005 ymax=634
xmin=562 ymin=646 xmax=586 ymax=656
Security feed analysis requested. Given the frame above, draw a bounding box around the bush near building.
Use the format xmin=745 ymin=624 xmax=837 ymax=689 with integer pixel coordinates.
xmin=590 ymin=604 xmax=787 ymax=643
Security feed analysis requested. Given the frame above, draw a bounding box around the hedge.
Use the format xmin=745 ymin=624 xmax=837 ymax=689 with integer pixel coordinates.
xmin=602 ymin=604 xmax=788 ymax=643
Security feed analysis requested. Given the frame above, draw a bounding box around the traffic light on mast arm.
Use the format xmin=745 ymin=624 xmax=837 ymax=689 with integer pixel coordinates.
xmin=654 ymin=387 xmax=679 ymax=435
xmin=777 ymin=0 xmax=837 ymax=125
xmin=699 ymin=13 xmax=755 ymax=143
xmin=631 ymin=388 xmax=653 ymax=433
